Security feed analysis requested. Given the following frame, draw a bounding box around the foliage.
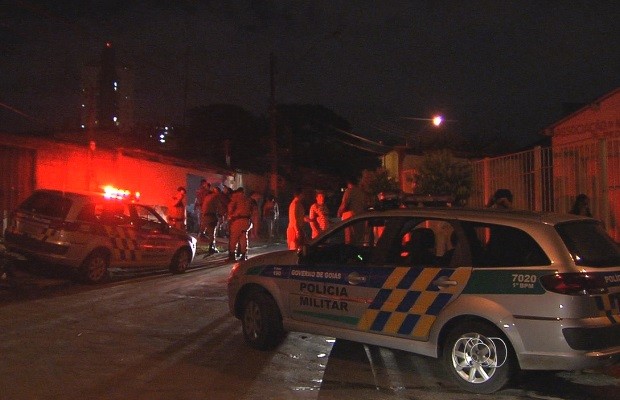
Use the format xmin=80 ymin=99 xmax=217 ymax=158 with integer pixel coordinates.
xmin=414 ymin=149 xmax=473 ymax=205
xmin=359 ymin=167 xmax=399 ymax=197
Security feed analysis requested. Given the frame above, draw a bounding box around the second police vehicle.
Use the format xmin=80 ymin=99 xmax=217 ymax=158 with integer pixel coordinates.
xmin=4 ymin=187 xmax=197 ymax=283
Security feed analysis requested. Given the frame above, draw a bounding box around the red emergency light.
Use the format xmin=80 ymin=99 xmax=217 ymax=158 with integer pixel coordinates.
xmin=102 ymin=185 xmax=140 ymax=202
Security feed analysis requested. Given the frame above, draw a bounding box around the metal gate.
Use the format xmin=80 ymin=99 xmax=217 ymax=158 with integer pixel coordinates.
xmin=471 ymin=137 xmax=620 ymax=241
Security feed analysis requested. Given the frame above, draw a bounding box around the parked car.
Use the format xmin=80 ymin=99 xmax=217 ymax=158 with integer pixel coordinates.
xmin=227 ymin=205 xmax=620 ymax=393
xmin=4 ymin=189 xmax=197 ymax=283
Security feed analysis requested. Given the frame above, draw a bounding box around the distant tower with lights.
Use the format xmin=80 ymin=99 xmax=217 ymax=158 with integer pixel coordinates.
xmin=80 ymin=42 xmax=134 ymax=133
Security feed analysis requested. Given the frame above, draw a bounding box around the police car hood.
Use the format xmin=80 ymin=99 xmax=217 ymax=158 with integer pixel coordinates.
xmin=242 ymin=249 xmax=299 ymax=268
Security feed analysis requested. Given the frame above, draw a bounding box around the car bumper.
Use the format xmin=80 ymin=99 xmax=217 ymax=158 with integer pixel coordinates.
xmin=4 ymin=231 xmax=82 ymax=268
xmin=512 ymin=316 xmax=620 ymax=370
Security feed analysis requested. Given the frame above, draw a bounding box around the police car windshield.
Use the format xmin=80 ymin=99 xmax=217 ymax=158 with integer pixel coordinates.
xmin=556 ymin=220 xmax=620 ymax=267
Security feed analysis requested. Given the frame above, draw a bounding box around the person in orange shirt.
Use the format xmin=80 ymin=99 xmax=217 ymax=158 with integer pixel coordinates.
xmin=309 ymin=191 xmax=330 ymax=239
xmin=167 ymin=187 xmax=187 ymax=230
xmin=287 ymin=188 xmax=308 ymax=250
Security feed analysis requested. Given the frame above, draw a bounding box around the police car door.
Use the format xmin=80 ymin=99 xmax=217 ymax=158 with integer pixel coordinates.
xmin=132 ymin=204 xmax=176 ymax=267
xmin=356 ymin=218 xmax=472 ymax=341
xmin=290 ymin=217 xmax=381 ymax=330
xmin=293 ymin=216 xmax=473 ymax=342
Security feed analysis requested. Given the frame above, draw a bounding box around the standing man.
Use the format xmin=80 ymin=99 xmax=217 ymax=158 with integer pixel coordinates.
xmin=194 ymin=179 xmax=210 ymax=237
xmin=167 ymin=187 xmax=187 ymax=231
xmin=337 ymin=177 xmax=366 ymax=243
xmin=201 ymin=186 xmax=223 ymax=254
xmin=287 ymin=188 xmax=308 ymax=250
xmin=227 ymin=187 xmax=253 ymax=261
xmin=308 ymin=190 xmax=330 ymax=239
xmin=262 ymin=195 xmax=280 ymax=240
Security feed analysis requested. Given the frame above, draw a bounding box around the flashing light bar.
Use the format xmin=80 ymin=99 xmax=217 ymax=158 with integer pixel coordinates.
xmin=102 ymin=185 xmax=140 ymax=201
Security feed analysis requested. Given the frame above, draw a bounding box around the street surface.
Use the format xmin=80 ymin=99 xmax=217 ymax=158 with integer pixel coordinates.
xmin=0 ymin=244 xmax=618 ymax=400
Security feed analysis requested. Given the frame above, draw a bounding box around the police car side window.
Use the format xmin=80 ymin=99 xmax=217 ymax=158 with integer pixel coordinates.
xmin=132 ymin=205 xmax=166 ymax=231
xmin=396 ymin=219 xmax=456 ymax=266
xmin=97 ymin=203 xmax=129 ymax=226
xmin=76 ymin=204 xmax=97 ymax=223
xmin=309 ymin=218 xmax=384 ymax=265
xmin=462 ymin=222 xmax=551 ymax=267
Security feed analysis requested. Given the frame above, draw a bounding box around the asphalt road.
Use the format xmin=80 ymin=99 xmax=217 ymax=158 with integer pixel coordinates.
xmin=0 ymin=247 xmax=618 ymax=400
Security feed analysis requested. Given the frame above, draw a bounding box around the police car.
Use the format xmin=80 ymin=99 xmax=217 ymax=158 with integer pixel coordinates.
xmin=227 ymin=205 xmax=620 ymax=393
xmin=4 ymin=188 xmax=197 ymax=283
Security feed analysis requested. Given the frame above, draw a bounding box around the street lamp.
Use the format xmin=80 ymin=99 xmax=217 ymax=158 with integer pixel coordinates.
xmin=401 ymin=115 xmax=444 ymax=148
xmin=432 ymin=115 xmax=443 ymax=126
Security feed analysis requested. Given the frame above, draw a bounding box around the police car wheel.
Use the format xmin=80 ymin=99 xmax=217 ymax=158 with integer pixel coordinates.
xmin=170 ymin=249 xmax=191 ymax=274
xmin=442 ymin=321 xmax=516 ymax=394
xmin=241 ymin=290 xmax=284 ymax=350
xmin=79 ymin=251 xmax=109 ymax=284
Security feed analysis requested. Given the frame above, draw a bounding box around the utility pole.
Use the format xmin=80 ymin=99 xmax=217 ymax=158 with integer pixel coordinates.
xmin=269 ymin=53 xmax=278 ymax=198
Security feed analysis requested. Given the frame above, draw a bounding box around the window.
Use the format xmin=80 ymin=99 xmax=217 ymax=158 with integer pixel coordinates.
xmin=556 ymin=220 xmax=620 ymax=267
xmin=461 ymin=222 xmax=550 ymax=267
xmin=133 ymin=205 xmax=166 ymax=231
xmin=393 ymin=219 xmax=457 ymax=267
xmin=304 ymin=217 xmax=460 ymax=268
xmin=19 ymin=191 xmax=72 ymax=219
xmin=303 ymin=218 xmax=385 ymax=265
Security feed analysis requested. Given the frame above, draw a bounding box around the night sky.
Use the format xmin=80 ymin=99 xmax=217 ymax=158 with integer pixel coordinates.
xmin=2 ymin=1 xmax=619 ymax=149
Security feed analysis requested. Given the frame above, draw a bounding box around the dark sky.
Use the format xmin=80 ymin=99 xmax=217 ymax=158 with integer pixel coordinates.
xmin=2 ymin=0 xmax=619 ymax=148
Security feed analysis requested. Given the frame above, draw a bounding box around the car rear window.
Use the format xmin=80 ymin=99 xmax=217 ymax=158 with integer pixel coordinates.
xmin=17 ymin=191 xmax=73 ymax=220
xmin=556 ymin=220 xmax=620 ymax=267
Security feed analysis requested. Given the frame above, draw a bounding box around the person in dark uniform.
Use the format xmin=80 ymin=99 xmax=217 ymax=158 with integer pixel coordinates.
xmin=227 ymin=187 xmax=253 ymax=261
xmin=201 ymin=187 xmax=223 ymax=254
xmin=194 ymin=179 xmax=210 ymax=236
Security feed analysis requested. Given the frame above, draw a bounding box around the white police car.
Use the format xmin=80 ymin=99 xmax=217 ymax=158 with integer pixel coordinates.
xmin=4 ymin=188 xmax=197 ymax=283
xmin=227 ymin=206 xmax=620 ymax=393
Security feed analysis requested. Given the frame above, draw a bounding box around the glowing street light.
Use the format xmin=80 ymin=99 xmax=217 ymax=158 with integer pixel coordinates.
xmin=401 ymin=115 xmax=446 ymax=148
xmin=432 ymin=115 xmax=443 ymax=126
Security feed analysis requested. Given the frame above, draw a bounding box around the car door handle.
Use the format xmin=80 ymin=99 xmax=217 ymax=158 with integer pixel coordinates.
xmin=433 ymin=276 xmax=458 ymax=287
xmin=347 ymin=272 xmax=367 ymax=285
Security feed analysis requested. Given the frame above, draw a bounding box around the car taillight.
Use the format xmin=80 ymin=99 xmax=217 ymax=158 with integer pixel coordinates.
xmin=540 ymin=272 xmax=608 ymax=295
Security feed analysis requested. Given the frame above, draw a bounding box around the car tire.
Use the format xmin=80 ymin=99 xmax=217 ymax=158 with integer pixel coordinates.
xmin=241 ymin=290 xmax=284 ymax=350
xmin=169 ymin=248 xmax=191 ymax=274
xmin=442 ymin=320 xmax=516 ymax=394
xmin=79 ymin=250 xmax=109 ymax=284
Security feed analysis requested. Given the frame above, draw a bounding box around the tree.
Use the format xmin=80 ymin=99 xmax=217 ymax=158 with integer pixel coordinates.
xmin=414 ymin=149 xmax=473 ymax=205
xmin=359 ymin=167 xmax=399 ymax=199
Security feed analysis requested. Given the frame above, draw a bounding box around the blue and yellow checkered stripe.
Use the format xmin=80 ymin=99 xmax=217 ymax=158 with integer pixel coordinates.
xmin=104 ymin=226 xmax=142 ymax=262
xmin=595 ymin=293 xmax=620 ymax=324
xmin=358 ymin=267 xmax=470 ymax=339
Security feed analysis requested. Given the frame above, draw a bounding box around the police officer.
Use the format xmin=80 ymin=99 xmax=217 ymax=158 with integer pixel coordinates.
xmin=201 ymin=186 xmax=223 ymax=254
xmin=194 ymin=179 xmax=210 ymax=236
xmin=227 ymin=187 xmax=253 ymax=261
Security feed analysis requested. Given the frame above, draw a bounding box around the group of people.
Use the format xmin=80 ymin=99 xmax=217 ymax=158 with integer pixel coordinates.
xmin=169 ymin=180 xmax=595 ymax=262
xmin=486 ymin=187 xmax=593 ymax=218
xmin=167 ymin=181 xmax=262 ymax=262
xmin=287 ymin=177 xmax=367 ymax=251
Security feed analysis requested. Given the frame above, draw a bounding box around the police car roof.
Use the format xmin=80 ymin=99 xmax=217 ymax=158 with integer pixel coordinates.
xmin=356 ymin=206 xmax=591 ymax=226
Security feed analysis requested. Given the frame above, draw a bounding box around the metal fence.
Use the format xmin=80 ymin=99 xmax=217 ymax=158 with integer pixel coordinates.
xmin=471 ymin=137 xmax=620 ymax=241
